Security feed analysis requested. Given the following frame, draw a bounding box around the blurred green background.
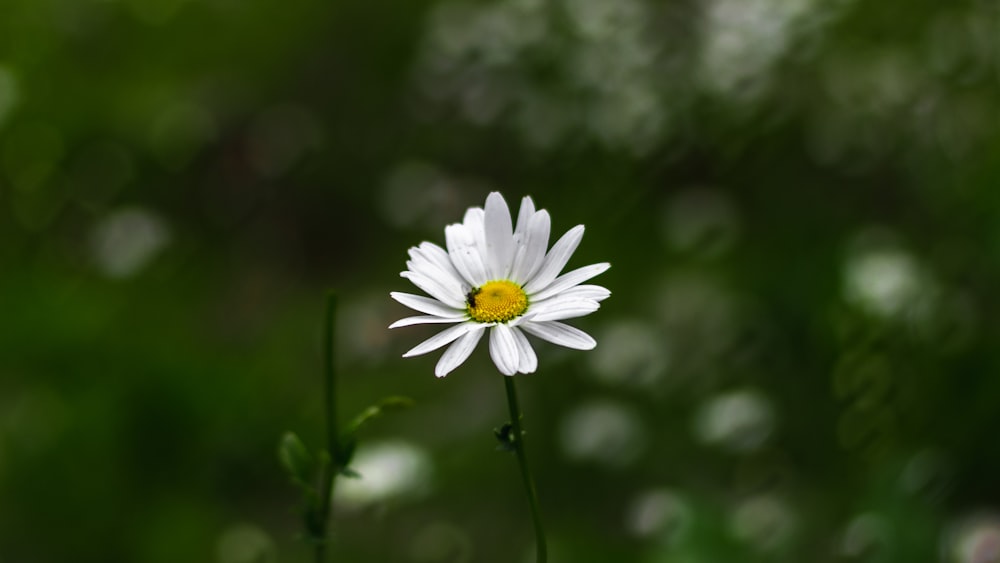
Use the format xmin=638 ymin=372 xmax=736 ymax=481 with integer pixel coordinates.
xmin=2 ymin=0 xmax=1000 ymax=561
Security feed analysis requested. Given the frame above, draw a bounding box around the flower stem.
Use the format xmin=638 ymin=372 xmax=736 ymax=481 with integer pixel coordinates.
xmin=315 ymin=292 xmax=340 ymax=563
xmin=503 ymin=376 xmax=548 ymax=563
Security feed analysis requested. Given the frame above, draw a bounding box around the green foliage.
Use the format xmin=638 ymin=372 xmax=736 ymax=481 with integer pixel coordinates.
xmin=278 ymin=431 xmax=314 ymax=489
xmin=2 ymin=0 xmax=999 ymax=561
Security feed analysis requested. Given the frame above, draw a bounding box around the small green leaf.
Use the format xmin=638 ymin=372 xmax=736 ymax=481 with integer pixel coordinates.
xmin=377 ymin=395 xmax=416 ymax=410
xmin=278 ymin=431 xmax=314 ymax=486
xmin=335 ymin=435 xmax=357 ymax=468
xmin=494 ymin=422 xmax=517 ymax=452
xmin=347 ymin=395 xmax=415 ymax=435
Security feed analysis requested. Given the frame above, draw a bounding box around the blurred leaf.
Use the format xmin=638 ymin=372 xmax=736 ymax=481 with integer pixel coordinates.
xmin=277 ymin=431 xmax=314 ymax=489
xmin=345 ymin=395 xmax=415 ymax=436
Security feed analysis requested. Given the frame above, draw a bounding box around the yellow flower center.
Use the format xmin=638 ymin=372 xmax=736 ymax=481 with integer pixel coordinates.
xmin=466 ymin=280 xmax=528 ymax=323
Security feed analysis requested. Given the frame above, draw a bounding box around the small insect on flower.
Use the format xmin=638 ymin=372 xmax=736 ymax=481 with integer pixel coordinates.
xmin=465 ymin=287 xmax=481 ymax=309
xmin=390 ymin=192 xmax=611 ymax=377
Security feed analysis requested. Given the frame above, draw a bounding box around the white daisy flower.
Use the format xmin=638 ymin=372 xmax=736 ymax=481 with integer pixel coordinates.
xmin=390 ymin=192 xmax=611 ymax=377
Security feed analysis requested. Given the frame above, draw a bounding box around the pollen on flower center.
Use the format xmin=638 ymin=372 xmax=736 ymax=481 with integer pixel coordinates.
xmin=466 ymin=280 xmax=528 ymax=323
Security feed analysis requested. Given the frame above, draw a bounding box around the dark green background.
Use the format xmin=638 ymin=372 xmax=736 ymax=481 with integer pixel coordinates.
xmin=2 ymin=0 xmax=999 ymax=561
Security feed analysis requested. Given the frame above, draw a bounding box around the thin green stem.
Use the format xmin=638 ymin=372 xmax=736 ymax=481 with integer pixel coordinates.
xmin=503 ymin=376 xmax=548 ymax=563
xmin=323 ymin=292 xmax=339 ymax=462
xmin=315 ymin=292 xmax=339 ymax=563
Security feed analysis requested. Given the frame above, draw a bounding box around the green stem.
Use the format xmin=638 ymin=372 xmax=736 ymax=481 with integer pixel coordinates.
xmin=315 ymin=292 xmax=339 ymax=563
xmin=503 ymin=376 xmax=548 ymax=563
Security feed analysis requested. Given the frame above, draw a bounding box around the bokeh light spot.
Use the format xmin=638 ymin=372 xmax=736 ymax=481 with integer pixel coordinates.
xmin=336 ymin=441 xmax=433 ymax=509
xmin=625 ymin=488 xmax=692 ymax=543
xmin=698 ymin=0 xmax=820 ymax=99
xmin=590 ymin=320 xmax=668 ymax=389
xmin=899 ymin=449 xmax=953 ymax=503
xmin=841 ymin=513 xmax=891 ymax=559
xmin=945 ymin=513 xmax=1000 ymax=563
xmin=729 ymin=494 xmax=796 ymax=551
xmin=693 ymin=389 xmax=774 ymax=453
xmin=0 ymin=65 xmax=20 ymax=130
xmin=408 ymin=521 xmax=473 ymax=563
xmin=843 ymin=230 xmax=936 ymax=322
xmin=90 ymin=206 xmax=172 ymax=279
xmin=215 ymin=523 xmax=275 ymax=563
xmin=559 ymin=400 xmax=646 ymax=468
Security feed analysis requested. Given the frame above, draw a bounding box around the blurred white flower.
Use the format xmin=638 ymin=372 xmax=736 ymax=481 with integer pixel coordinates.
xmin=336 ymin=441 xmax=433 ymax=509
xmin=730 ymin=494 xmax=796 ymax=551
xmin=590 ymin=320 xmax=668 ymax=388
xmin=843 ymin=230 xmax=937 ymax=321
xmin=945 ymin=513 xmax=1000 ymax=563
xmin=698 ymin=0 xmax=821 ymax=98
xmin=899 ymin=449 xmax=953 ymax=502
xmin=840 ymin=512 xmax=890 ymax=559
xmin=90 ymin=206 xmax=171 ymax=279
xmin=215 ymin=523 xmax=275 ymax=563
xmin=390 ymin=192 xmax=610 ymax=377
xmin=415 ymin=0 xmax=672 ymax=154
xmin=694 ymin=389 xmax=774 ymax=453
xmin=625 ymin=488 xmax=692 ymax=543
xmin=559 ymin=400 xmax=645 ymax=468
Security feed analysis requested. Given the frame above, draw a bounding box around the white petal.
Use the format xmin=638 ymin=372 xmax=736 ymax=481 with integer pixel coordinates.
xmin=435 ymin=328 xmax=485 ymax=377
xmin=391 ymin=292 xmax=465 ymax=318
xmin=513 ymin=196 xmax=536 ymax=237
xmin=508 ymin=313 xmax=534 ymax=327
xmin=403 ymin=322 xmax=478 ymax=357
xmin=445 ymin=223 xmax=488 ymax=286
xmin=529 ymin=299 xmax=600 ymax=322
xmin=552 ymin=284 xmax=611 ymax=302
xmin=523 ymin=225 xmax=584 ymax=294
xmin=400 ymin=270 xmax=467 ymax=309
xmin=528 ymin=262 xmax=610 ymax=301
xmin=389 ymin=315 xmax=467 ymax=328
xmin=463 ymin=206 xmax=486 ymax=239
xmin=463 ymin=207 xmax=488 ymax=266
xmin=489 ymin=323 xmax=520 ymax=375
xmin=528 ymin=291 xmax=596 ymax=315
xmin=409 ymin=244 xmax=466 ymax=288
xmin=521 ymin=320 xmax=596 ymax=350
xmin=484 ymin=192 xmax=515 ymax=279
xmin=511 ymin=327 xmax=537 ymax=373
xmin=403 ymin=259 xmax=465 ymax=304
xmin=510 ymin=209 xmax=550 ymax=283
xmin=417 ymin=242 xmax=463 ymax=278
